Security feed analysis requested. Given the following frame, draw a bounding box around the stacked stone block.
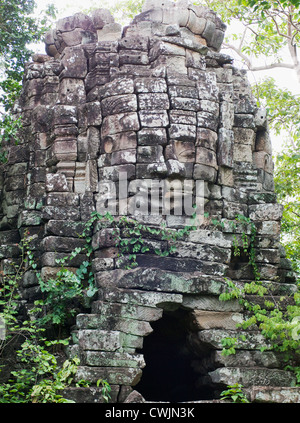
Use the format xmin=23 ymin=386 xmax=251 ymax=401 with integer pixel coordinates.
xmin=0 ymin=0 xmax=299 ymax=403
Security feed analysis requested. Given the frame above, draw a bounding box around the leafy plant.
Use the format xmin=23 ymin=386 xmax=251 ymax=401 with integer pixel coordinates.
xmin=221 ymin=336 xmax=238 ymax=356
xmin=0 ymin=248 xmax=78 ymax=402
xmin=229 ymin=214 xmax=261 ymax=281
xmin=220 ymin=383 xmax=250 ymax=403
xmin=0 ymin=114 xmax=22 ymax=162
xmin=97 ymin=378 xmax=112 ymax=403
xmin=220 ymin=276 xmax=300 ymax=376
xmin=218 ymin=213 xmax=300 ymax=380
xmin=0 ymin=1 xmax=57 ymax=108
xmin=0 ymin=235 xmax=37 ymax=352
xmin=198 ymin=0 xmax=300 ymax=83
xmin=74 ymin=210 xmax=197 ymax=270
xmin=0 ymin=340 xmax=79 ymax=403
xmin=0 ymin=1 xmax=57 ymax=162
xmin=113 ymin=215 xmax=193 ymax=268
xmin=274 ymin=146 xmax=300 ymax=274
xmin=0 ymin=235 xmax=112 ymax=403
xmin=37 ymin=268 xmax=83 ymax=326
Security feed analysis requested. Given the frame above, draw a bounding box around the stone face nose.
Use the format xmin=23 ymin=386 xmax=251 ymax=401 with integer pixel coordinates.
xmin=1 ymin=0 xmax=298 ymax=405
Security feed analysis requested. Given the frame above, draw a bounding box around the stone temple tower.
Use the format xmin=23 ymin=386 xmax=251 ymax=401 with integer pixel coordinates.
xmin=1 ymin=0 xmax=299 ymax=403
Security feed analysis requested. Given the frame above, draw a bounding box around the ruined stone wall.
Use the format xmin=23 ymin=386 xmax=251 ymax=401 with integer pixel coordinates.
xmin=0 ymin=0 xmax=299 ymax=403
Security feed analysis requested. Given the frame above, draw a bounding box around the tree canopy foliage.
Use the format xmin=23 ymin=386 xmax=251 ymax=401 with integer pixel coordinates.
xmin=198 ymin=0 xmax=300 ymax=83
xmin=243 ymin=0 xmax=300 ymax=9
xmin=0 ymin=0 xmax=56 ymax=110
xmin=0 ymin=0 xmax=56 ymax=161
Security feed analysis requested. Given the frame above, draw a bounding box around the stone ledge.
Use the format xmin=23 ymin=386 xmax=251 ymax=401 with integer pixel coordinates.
xmin=209 ymin=367 xmax=297 ymax=388
xmin=246 ymin=386 xmax=300 ymax=403
xmin=60 ymin=385 xmax=120 ymax=403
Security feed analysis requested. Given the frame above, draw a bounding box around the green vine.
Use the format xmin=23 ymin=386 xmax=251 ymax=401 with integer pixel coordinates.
xmin=113 ymin=214 xmax=197 ymax=269
xmin=0 ymin=238 xmax=81 ymax=402
xmin=0 ymin=114 xmax=22 ymax=163
xmin=30 ymin=211 xmax=197 ymax=327
xmin=96 ymin=378 xmax=111 ymax=403
xmin=220 ymin=272 xmax=300 ymax=379
xmin=0 ymin=211 xmax=197 ymax=402
xmin=57 ymin=210 xmax=197 ymax=275
xmin=218 ymin=214 xmax=300 ymax=381
xmin=230 ymin=214 xmax=261 ymax=282
xmin=0 ymin=234 xmax=110 ymax=403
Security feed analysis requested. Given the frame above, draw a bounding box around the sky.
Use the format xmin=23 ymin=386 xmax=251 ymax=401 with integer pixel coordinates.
xmin=35 ymin=0 xmax=118 ymax=22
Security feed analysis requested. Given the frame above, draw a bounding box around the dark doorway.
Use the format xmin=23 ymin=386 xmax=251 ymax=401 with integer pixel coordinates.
xmin=135 ymin=308 xmax=216 ymax=403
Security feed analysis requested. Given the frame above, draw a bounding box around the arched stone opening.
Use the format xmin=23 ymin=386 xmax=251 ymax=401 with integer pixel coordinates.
xmin=135 ymin=307 xmax=218 ymax=402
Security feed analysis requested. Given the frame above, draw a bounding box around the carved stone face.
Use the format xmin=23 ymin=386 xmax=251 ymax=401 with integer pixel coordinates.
xmin=94 ymin=67 xmax=222 ymax=221
xmin=39 ymin=3 xmax=239 ymax=223
xmin=28 ymin=4 xmax=233 ymax=224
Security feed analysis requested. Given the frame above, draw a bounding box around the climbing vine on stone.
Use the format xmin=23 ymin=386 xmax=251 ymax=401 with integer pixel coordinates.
xmin=220 ymin=247 xmax=300 ymax=382
xmin=0 ymin=237 xmax=88 ymax=403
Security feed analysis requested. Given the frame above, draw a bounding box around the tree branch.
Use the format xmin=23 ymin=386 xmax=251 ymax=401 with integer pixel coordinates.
xmin=239 ymin=26 xmax=248 ymax=51
xmin=223 ymin=42 xmax=295 ymax=72
xmin=265 ymin=10 xmax=292 ymax=41
xmin=250 ymin=63 xmax=295 ymax=71
xmin=223 ymin=42 xmax=252 ymax=69
xmin=291 ymin=210 xmax=300 ymax=219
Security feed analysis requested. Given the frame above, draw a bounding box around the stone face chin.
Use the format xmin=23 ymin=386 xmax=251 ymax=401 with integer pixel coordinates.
xmin=1 ymin=0 xmax=298 ymax=404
